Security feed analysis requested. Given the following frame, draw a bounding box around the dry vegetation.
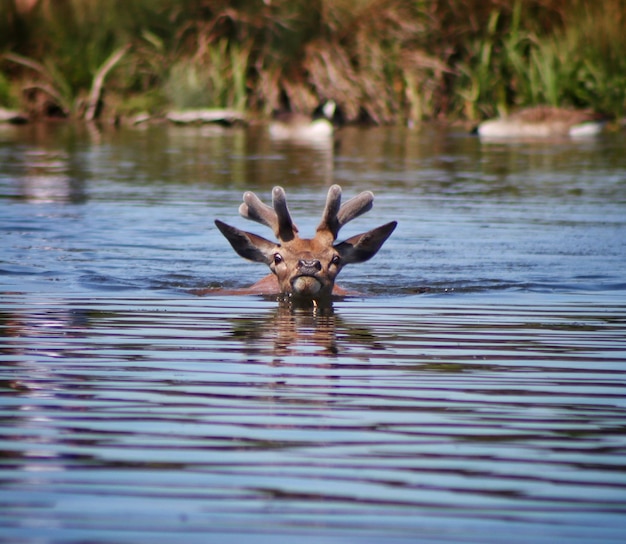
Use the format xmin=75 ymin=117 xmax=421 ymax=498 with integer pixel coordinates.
xmin=1 ymin=0 xmax=624 ymax=123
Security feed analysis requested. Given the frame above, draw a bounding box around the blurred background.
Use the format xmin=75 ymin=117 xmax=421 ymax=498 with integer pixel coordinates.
xmin=1 ymin=0 xmax=624 ymax=125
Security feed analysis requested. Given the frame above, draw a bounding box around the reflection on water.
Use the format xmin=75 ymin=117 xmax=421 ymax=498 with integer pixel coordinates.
xmin=1 ymin=293 xmax=625 ymax=543
xmin=1 ymin=122 xmax=625 ymax=543
xmin=225 ymin=299 xmax=387 ymax=359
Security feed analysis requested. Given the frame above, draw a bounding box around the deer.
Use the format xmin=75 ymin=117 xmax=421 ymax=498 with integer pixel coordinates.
xmin=213 ymin=185 xmax=397 ymax=301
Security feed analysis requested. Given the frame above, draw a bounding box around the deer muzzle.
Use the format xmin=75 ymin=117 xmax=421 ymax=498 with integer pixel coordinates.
xmin=291 ymin=259 xmax=324 ymax=295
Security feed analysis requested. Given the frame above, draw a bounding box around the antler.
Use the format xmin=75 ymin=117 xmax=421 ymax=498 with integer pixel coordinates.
xmin=238 ymin=184 xmax=373 ymax=243
xmin=239 ymin=186 xmax=298 ymax=241
xmin=317 ymin=184 xmax=374 ymax=240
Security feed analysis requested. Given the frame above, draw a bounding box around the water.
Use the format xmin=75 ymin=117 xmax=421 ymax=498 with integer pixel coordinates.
xmin=1 ymin=122 xmax=625 ymax=543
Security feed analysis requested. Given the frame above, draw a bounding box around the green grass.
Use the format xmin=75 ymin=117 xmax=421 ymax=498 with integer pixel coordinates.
xmin=1 ymin=0 xmax=624 ymax=122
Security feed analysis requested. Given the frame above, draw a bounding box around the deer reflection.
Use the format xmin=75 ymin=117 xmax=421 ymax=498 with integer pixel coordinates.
xmin=228 ymin=298 xmax=383 ymax=361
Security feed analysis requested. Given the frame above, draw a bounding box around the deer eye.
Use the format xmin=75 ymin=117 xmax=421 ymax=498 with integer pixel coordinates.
xmin=330 ymin=254 xmax=341 ymax=266
xmin=273 ymin=253 xmax=283 ymax=265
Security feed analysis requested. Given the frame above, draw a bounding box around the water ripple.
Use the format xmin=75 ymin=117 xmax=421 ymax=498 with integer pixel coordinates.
xmin=2 ymin=293 xmax=625 ymax=542
xmin=1 ymin=125 xmax=625 ymax=543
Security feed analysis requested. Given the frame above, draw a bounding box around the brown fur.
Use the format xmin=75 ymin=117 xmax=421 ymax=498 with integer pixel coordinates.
xmin=209 ymin=185 xmax=397 ymax=300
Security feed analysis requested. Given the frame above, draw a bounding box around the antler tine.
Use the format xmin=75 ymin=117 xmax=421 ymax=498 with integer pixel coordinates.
xmin=272 ymin=186 xmax=298 ymax=242
xmin=316 ymin=184 xmax=342 ymax=239
xmin=317 ymin=185 xmax=375 ymax=240
xmin=239 ymin=191 xmax=278 ymax=232
xmin=336 ymin=190 xmax=374 ymax=228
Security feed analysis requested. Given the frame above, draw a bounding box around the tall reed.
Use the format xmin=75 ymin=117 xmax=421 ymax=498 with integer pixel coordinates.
xmin=1 ymin=0 xmax=624 ymax=122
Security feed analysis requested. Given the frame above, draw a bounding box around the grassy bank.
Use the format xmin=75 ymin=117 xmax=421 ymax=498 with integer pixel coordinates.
xmin=1 ymin=0 xmax=625 ymax=124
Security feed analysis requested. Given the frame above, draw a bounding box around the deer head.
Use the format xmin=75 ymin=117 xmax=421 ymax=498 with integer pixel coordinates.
xmin=215 ymin=185 xmax=397 ymax=300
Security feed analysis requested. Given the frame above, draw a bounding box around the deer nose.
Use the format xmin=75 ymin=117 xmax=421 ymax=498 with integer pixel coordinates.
xmin=298 ymin=259 xmax=322 ymax=272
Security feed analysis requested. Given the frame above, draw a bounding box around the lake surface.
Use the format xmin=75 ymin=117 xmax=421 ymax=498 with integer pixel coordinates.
xmin=1 ymin=121 xmax=625 ymax=543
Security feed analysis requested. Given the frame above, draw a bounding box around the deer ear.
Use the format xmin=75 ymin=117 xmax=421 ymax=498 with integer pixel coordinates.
xmin=215 ymin=220 xmax=277 ymax=265
xmin=335 ymin=221 xmax=397 ymax=264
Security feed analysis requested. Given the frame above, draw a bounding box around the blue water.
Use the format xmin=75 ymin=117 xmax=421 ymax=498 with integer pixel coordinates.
xmin=1 ymin=122 xmax=626 ymax=543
